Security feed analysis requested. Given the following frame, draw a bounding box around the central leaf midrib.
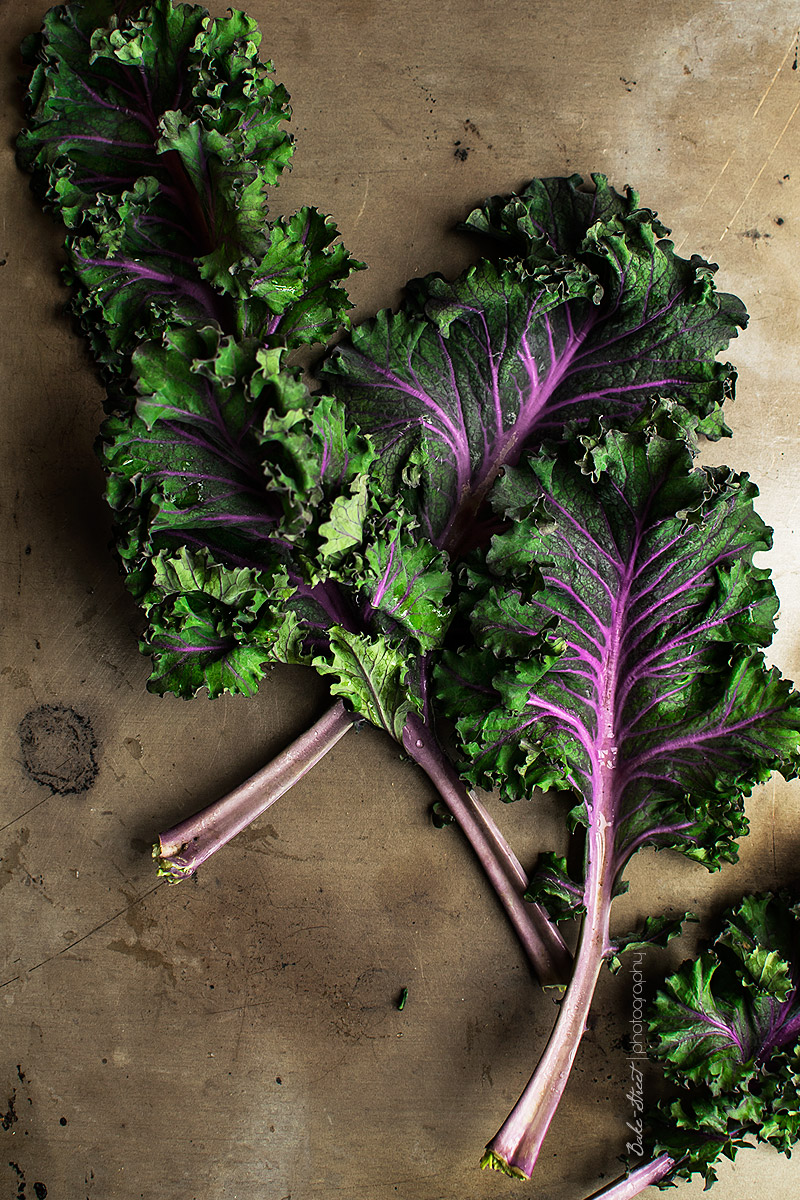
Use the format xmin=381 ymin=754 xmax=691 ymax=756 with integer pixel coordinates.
xmin=439 ymin=308 xmax=595 ymax=554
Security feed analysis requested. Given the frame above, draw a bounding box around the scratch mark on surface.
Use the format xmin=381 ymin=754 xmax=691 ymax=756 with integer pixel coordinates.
xmin=375 ymin=112 xmax=399 ymax=136
xmin=720 ymin=96 xmax=800 ymax=241
xmin=405 ymin=204 xmax=420 ymax=277
xmin=308 ymin=1049 xmax=351 ymax=1087
xmin=44 ymin=593 xmax=133 ymax=696
xmin=311 ymin=1167 xmax=453 ymax=1194
xmin=288 ymin=924 xmax=331 ymax=938
xmin=47 ymin=582 xmax=120 ymax=651
xmin=675 ymin=152 xmax=736 ymax=251
xmin=0 ymin=881 xmax=165 ymax=988
xmin=208 ymin=999 xmax=273 ymax=1016
xmin=676 ymin=30 xmax=799 ymax=253
xmin=353 ymin=176 xmax=370 ymax=227
xmin=753 ymin=30 xmax=799 ymax=118
xmin=697 ymin=153 xmax=734 ymax=214
xmin=0 ymin=796 xmax=52 ymax=835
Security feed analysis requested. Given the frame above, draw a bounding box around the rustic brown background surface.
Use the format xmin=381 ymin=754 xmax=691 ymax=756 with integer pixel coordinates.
xmin=2 ymin=1 xmax=800 ymax=1197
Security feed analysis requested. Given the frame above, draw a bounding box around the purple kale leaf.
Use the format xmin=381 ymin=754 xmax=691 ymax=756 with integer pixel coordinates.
xmin=588 ymin=892 xmax=800 ymax=1198
xmin=321 ymin=175 xmax=746 ymax=556
xmin=436 ymin=405 xmax=800 ymax=1179
xmin=100 ymin=323 xmax=374 ymax=696
xmin=18 ymin=0 xmax=359 ymax=386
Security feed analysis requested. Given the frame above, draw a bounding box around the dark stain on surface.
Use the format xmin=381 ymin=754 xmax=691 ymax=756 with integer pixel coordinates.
xmin=6 ymin=1162 xmax=47 ymax=1200
xmin=106 ymin=937 xmax=178 ymax=986
xmin=74 ymin=603 xmax=97 ymax=629
xmin=453 ymin=118 xmax=486 ymax=161
xmin=0 ymin=830 xmax=30 ymax=893
xmin=9 ymin=1162 xmax=25 ymax=1200
xmin=18 ymin=705 xmax=98 ymax=795
xmin=2 ymin=1088 xmax=18 ymax=1130
xmin=123 ymin=736 xmax=143 ymax=760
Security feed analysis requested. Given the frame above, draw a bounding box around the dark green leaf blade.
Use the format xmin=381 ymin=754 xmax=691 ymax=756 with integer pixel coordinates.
xmin=19 ymin=0 xmax=359 ymax=379
xmin=322 ymin=184 xmax=746 ymax=554
xmin=440 ymin=414 xmax=800 ymax=880
xmin=644 ymin=892 xmax=800 ymax=1184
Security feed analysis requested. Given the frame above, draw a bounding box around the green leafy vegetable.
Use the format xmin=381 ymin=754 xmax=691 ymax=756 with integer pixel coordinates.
xmin=19 ymin=6 xmax=800 ymax=1184
xmin=19 ymin=0 xmax=572 ymax=988
xmin=18 ymin=0 xmax=360 ymax=391
xmin=586 ymin=891 xmax=800 ymax=1198
xmin=101 ymin=326 xmax=374 ymax=697
xmin=322 ymin=174 xmax=745 ymax=555
xmin=437 ymin=407 xmax=800 ymax=1177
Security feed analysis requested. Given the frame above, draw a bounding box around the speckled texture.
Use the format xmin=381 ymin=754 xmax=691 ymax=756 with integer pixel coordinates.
xmin=2 ymin=2 xmax=799 ymax=1197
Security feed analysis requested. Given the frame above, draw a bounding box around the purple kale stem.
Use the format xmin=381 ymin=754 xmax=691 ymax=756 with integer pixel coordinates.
xmin=155 ymin=700 xmax=355 ymax=881
xmin=401 ymin=712 xmax=572 ymax=989
xmin=582 ymin=1154 xmax=676 ymax=1200
xmin=468 ymin=791 xmax=529 ymax=894
xmin=481 ymin=761 xmax=619 ymax=1176
xmin=155 ymin=694 xmax=572 ymax=986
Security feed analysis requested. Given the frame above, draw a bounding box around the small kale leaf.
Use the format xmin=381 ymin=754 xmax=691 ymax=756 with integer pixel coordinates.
xmin=623 ymin=892 xmax=800 ymax=1192
xmin=523 ymin=852 xmax=586 ymax=922
xmin=607 ymin=912 xmax=697 ymax=974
